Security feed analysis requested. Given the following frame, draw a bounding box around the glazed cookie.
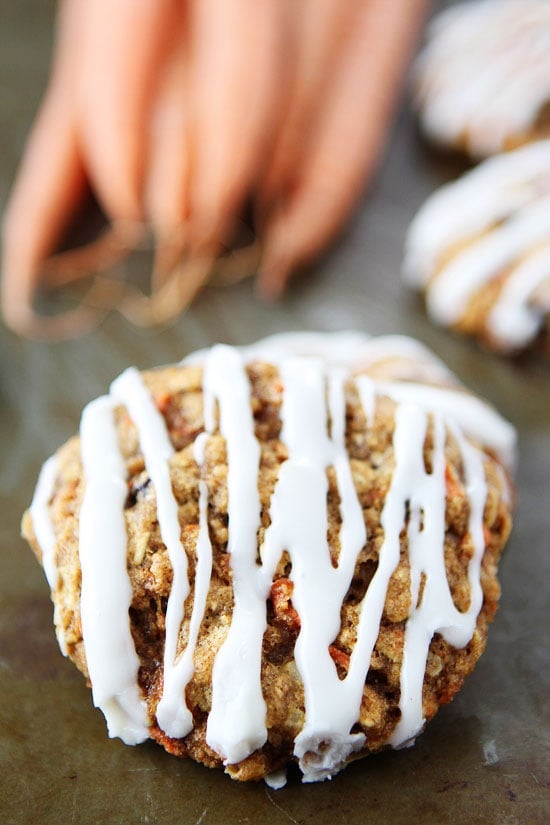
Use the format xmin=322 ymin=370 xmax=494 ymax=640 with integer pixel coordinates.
xmin=403 ymin=141 xmax=550 ymax=354
xmin=23 ymin=332 xmax=515 ymax=785
xmin=414 ymin=0 xmax=550 ymax=158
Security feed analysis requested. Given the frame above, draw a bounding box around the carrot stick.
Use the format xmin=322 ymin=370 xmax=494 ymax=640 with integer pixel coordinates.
xmin=144 ymin=13 xmax=192 ymax=294
xmin=187 ymin=0 xmax=284 ymax=255
xmin=0 ymin=0 xmax=91 ymax=337
xmin=259 ymin=0 xmax=355 ymax=211
xmin=76 ymin=0 xmax=177 ymax=225
xmin=145 ymin=16 xmax=191 ymax=241
xmin=258 ymin=0 xmax=429 ymax=298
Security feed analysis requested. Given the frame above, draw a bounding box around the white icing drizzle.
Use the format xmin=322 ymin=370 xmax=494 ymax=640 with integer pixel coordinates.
xmin=110 ymin=368 xmax=191 ymax=739
xmin=30 ymin=332 xmax=516 ymax=782
xmin=29 ymin=455 xmax=68 ymax=657
xmin=201 ymin=345 xmax=270 ymax=764
xmin=404 ymin=141 xmax=550 ymax=286
xmin=153 ymin=431 xmax=214 ymax=737
xmin=78 ymin=396 xmax=150 ymax=745
xmin=403 ymin=141 xmax=550 ymax=349
xmin=380 ymin=404 xmax=445 ymax=748
xmin=414 ymin=0 xmax=550 ymax=157
xmin=186 ymin=331 xmax=456 ymax=387
xmin=262 ymin=359 xmax=368 ymax=782
xmin=356 ymin=375 xmax=377 ymax=426
xmin=30 ymin=455 xmax=59 ymax=590
xmin=375 ymin=381 xmax=516 ymax=470
xmin=488 ymin=244 xmax=550 ymax=349
xmin=427 ymin=195 xmax=550 ymax=326
xmin=387 ymin=415 xmax=487 ymax=747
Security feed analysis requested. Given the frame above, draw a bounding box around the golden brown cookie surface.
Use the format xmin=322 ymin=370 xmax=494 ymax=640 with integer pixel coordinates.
xmin=414 ymin=0 xmax=550 ymax=158
xmin=23 ymin=333 xmax=515 ymax=784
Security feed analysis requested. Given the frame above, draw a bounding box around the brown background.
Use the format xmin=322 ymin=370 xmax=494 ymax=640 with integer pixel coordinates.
xmin=1 ymin=2 xmax=548 ymax=823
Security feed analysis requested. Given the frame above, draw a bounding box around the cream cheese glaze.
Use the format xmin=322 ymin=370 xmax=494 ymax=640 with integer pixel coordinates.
xmin=29 ymin=332 xmax=516 ymax=783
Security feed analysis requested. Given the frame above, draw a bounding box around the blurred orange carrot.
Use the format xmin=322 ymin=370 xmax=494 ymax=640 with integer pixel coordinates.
xmin=187 ymin=0 xmax=284 ymax=255
xmin=1 ymin=0 xmax=90 ymax=337
xmin=258 ymin=0 xmax=429 ymax=298
xmin=76 ymin=0 xmax=177 ymax=225
xmin=259 ymin=0 xmax=354 ymax=211
xmin=1 ymin=0 xmax=429 ymax=338
xmin=145 ymin=14 xmax=191 ymax=242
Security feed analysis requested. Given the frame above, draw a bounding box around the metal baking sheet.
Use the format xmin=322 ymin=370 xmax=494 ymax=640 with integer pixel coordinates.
xmin=1 ymin=2 xmax=548 ymax=823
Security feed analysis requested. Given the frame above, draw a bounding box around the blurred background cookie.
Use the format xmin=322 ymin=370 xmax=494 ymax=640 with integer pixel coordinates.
xmin=413 ymin=0 xmax=550 ymax=158
xmin=403 ymin=141 xmax=550 ymax=355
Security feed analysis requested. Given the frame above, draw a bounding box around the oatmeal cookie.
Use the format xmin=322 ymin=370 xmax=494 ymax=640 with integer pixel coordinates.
xmin=23 ymin=332 xmax=515 ymax=784
xmin=414 ymin=0 xmax=550 ymax=158
xmin=403 ymin=141 xmax=550 ymax=354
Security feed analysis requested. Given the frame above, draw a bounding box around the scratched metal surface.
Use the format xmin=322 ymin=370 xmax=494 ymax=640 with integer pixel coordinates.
xmin=1 ymin=2 xmax=549 ymax=823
